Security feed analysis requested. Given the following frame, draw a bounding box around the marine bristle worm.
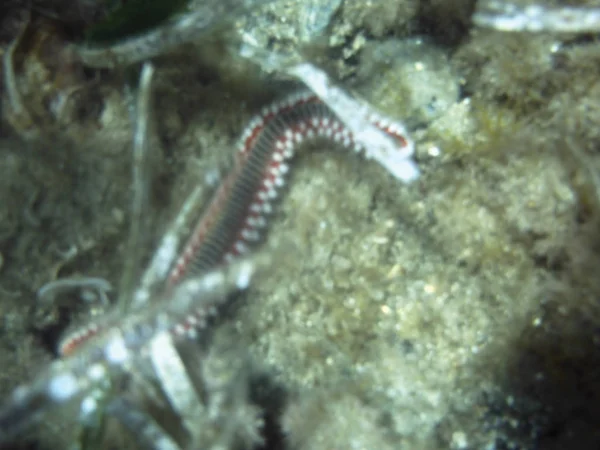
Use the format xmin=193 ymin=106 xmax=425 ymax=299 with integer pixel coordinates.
xmin=168 ymin=90 xmax=416 ymax=285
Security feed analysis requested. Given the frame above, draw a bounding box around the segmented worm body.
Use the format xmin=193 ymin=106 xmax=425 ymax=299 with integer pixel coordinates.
xmin=168 ymin=91 xmax=411 ymax=284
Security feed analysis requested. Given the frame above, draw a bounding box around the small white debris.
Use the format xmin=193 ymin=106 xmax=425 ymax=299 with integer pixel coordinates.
xmin=80 ymin=395 xmax=98 ymax=418
xmin=235 ymin=261 xmax=254 ymax=289
xmin=48 ymin=373 xmax=79 ymax=402
xmin=87 ymin=364 xmax=107 ymax=382
xmin=105 ymin=336 xmax=129 ymax=364
xmin=451 ymin=431 xmax=468 ymax=449
xmin=427 ymin=145 xmax=441 ymax=157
